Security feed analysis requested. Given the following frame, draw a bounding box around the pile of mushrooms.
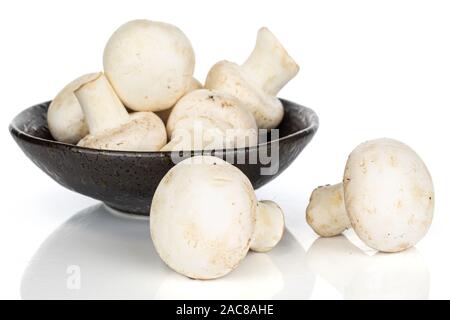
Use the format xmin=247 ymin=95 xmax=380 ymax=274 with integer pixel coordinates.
xmin=45 ymin=19 xmax=296 ymax=279
xmin=44 ymin=17 xmax=436 ymax=282
xmin=47 ymin=20 xmax=299 ymax=152
xmin=48 ymin=19 xmax=195 ymax=151
xmin=306 ymin=138 xmax=434 ymax=252
xmin=150 ymin=156 xmax=284 ymax=279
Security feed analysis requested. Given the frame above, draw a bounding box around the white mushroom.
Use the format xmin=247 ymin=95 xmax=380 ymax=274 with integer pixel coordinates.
xmin=150 ymin=156 xmax=285 ymax=279
xmin=306 ymin=138 xmax=434 ymax=252
xmin=156 ymin=78 xmax=202 ymax=124
xmin=205 ymin=27 xmax=299 ymax=129
xmin=161 ymin=89 xmax=258 ymax=151
xmin=47 ymin=73 xmax=100 ymax=143
xmin=75 ymin=73 xmax=167 ymax=151
xmin=103 ymin=20 xmax=195 ymax=112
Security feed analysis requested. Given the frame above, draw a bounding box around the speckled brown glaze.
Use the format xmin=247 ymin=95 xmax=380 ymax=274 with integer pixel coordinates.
xmin=9 ymin=99 xmax=319 ymax=215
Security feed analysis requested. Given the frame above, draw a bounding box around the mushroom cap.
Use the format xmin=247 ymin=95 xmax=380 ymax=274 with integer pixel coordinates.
xmin=205 ymin=61 xmax=284 ymax=129
xmin=156 ymin=78 xmax=202 ymax=124
xmin=164 ymin=89 xmax=258 ymax=151
xmin=150 ymin=156 xmax=257 ymax=279
xmin=343 ymin=138 xmax=434 ymax=252
xmin=47 ymin=73 xmax=100 ymax=143
xmin=103 ymin=20 xmax=195 ymax=112
xmin=77 ymin=111 xmax=167 ymax=151
xmin=250 ymin=200 xmax=285 ymax=253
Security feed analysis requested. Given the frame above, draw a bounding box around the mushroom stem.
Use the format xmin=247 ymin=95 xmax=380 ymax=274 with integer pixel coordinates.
xmin=74 ymin=73 xmax=129 ymax=135
xmin=306 ymin=183 xmax=351 ymax=237
xmin=47 ymin=72 xmax=101 ymax=144
xmin=241 ymin=27 xmax=299 ymax=96
xmin=250 ymin=200 xmax=285 ymax=253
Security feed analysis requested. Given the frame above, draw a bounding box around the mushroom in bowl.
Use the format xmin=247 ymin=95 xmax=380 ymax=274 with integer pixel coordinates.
xmin=9 ymin=19 xmax=318 ymax=215
xmin=10 ymin=98 xmax=318 ymax=215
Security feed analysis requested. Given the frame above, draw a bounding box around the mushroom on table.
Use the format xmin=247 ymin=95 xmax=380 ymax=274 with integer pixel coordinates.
xmin=306 ymin=138 xmax=434 ymax=253
xmin=150 ymin=156 xmax=285 ymax=279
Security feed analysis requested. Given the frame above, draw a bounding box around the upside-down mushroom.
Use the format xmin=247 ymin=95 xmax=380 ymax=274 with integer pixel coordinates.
xmin=205 ymin=27 xmax=299 ymax=129
xmin=47 ymin=73 xmax=100 ymax=143
xmin=75 ymin=73 xmax=167 ymax=151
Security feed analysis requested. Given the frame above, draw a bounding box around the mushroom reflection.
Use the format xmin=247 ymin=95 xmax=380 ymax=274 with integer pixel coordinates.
xmin=21 ymin=204 xmax=315 ymax=299
xmin=306 ymin=236 xmax=429 ymax=299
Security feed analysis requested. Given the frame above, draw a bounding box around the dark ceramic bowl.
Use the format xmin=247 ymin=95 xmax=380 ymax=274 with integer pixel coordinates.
xmin=10 ymin=99 xmax=319 ymax=215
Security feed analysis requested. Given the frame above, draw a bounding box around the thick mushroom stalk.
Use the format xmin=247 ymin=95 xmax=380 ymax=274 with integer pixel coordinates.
xmin=75 ymin=73 xmax=129 ymax=135
xmin=306 ymin=183 xmax=350 ymax=237
xmin=205 ymin=27 xmax=299 ymax=129
xmin=75 ymin=73 xmax=167 ymax=151
xmin=241 ymin=27 xmax=299 ymax=96
xmin=306 ymin=138 xmax=434 ymax=253
xmin=161 ymin=89 xmax=257 ymax=151
xmin=47 ymin=73 xmax=101 ymax=143
xmin=250 ymin=200 xmax=285 ymax=252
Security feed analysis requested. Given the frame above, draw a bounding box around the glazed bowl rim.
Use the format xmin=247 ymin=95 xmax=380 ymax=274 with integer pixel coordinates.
xmin=9 ymin=98 xmax=319 ymax=157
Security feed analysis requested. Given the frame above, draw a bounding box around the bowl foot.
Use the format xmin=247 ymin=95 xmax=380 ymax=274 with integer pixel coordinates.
xmin=103 ymin=204 xmax=149 ymax=221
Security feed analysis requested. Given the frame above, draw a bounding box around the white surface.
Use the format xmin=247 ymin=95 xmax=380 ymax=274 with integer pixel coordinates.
xmin=1 ymin=0 xmax=449 ymax=299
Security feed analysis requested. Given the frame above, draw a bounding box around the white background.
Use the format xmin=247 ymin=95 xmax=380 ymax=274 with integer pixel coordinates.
xmin=1 ymin=0 xmax=449 ymax=299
